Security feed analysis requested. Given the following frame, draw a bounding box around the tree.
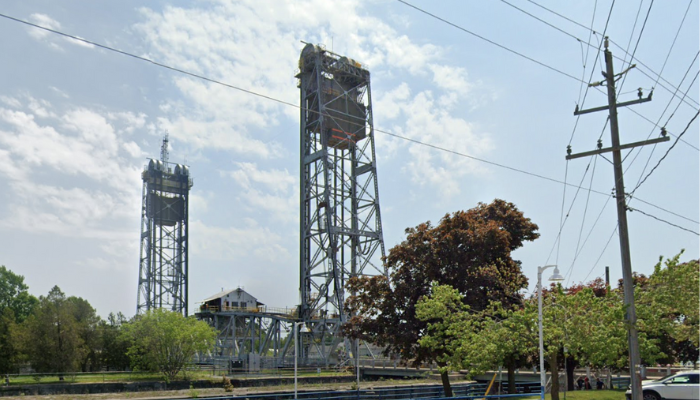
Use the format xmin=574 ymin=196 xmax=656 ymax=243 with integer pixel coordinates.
xmin=0 ymin=265 xmax=38 ymax=374
xmin=67 ymin=296 xmax=102 ymax=371
xmin=0 ymin=265 xmax=38 ymax=323
xmin=18 ymin=286 xmax=86 ymax=376
xmin=638 ymin=252 xmax=699 ymax=363
xmin=121 ymin=309 xmax=216 ymax=381
xmin=100 ymin=312 xmax=130 ymax=371
xmin=416 ymin=284 xmax=535 ymax=394
xmin=345 ymin=199 xmax=539 ymax=396
xmin=542 ymin=284 xmax=665 ymax=400
xmin=0 ymin=308 xmax=19 ymax=374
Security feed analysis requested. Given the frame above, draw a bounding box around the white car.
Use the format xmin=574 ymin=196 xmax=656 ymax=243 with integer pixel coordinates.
xmin=625 ymin=371 xmax=699 ymax=400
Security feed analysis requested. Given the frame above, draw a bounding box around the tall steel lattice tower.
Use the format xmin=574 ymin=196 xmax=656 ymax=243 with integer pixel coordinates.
xmin=297 ymin=44 xmax=386 ymax=362
xmin=137 ymin=135 xmax=193 ymax=316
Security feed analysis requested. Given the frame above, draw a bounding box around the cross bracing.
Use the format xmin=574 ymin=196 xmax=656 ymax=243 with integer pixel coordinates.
xmin=296 ymin=43 xmax=386 ymax=363
xmin=136 ymin=159 xmax=192 ymax=317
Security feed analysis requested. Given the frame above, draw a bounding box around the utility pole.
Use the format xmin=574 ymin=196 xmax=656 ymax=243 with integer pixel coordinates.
xmin=567 ymin=37 xmax=669 ymax=400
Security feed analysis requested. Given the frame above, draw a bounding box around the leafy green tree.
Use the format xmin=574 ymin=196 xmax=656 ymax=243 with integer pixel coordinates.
xmin=100 ymin=312 xmax=130 ymax=371
xmin=67 ymin=296 xmax=102 ymax=371
xmin=18 ymin=286 xmax=86 ymax=376
xmin=541 ymin=284 xmax=663 ymax=400
xmin=345 ymin=199 xmax=538 ymax=396
xmin=0 ymin=265 xmax=38 ymax=374
xmin=0 ymin=308 xmax=19 ymax=374
xmin=638 ymin=252 xmax=699 ymax=363
xmin=0 ymin=266 xmax=38 ymax=323
xmin=416 ymin=284 xmax=536 ymax=394
xmin=121 ymin=309 xmax=216 ymax=381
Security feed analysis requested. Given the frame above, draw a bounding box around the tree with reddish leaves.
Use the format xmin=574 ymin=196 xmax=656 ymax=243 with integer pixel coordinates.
xmin=566 ymin=277 xmax=608 ymax=297
xmin=344 ymin=199 xmax=538 ymax=396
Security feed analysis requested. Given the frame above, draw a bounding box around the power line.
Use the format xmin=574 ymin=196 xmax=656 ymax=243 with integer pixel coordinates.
xmin=378 ymin=129 xmax=604 ymax=193
xmin=578 ymin=0 xmax=599 ymax=106
xmin=399 ymin=0 xmax=696 ymax=282
xmin=526 ymin=0 xmax=600 ymax=33
xmin=0 ymin=11 xmax=689 ymax=226
xmin=395 ymin=0 xmax=586 ymax=84
xmin=581 ymin=225 xmax=618 ymax=283
xmin=523 ymin=0 xmax=700 ymax=108
xmin=651 ymin=0 xmax=693 ymax=91
xmin=570 ymin=154 xmax=599 ymax=273
xmin=557 ymin=2 xmax=601 ymax=271
xmin=609 ymin=41 xmax=700 ymax=109
xmin=569 ymin=4 xmax=612 ymax=146
xmin=625 ymin=107 xmax=699 ymax=151
xmin=628 ymin=195 xmax=699 ymax=225
xmin=544 ymin=160 xmax=596 ymax=266
xmin=623 ymin=53 xmax=699 ymax=199
xmin=0 ymin=10 xmax=606 ymax=194
xmin=619 ymin=0 xmax=646 ymax=74
xmin=0 ymin=13 xmax=301 ymax=110
xmin=631 ymin=110 xmax=699 ymax=193
xmin=555 ymin=162 xmax=570 ymax=268
xmin=663 ymin=58 xmax=699 ymax=128
xmin=499 ymin=0 xmax=596 ymax=48
xmin=618 ymin=0 xmax=654 ymax=94
xmin=565 ymin=187 xmax=614 ymax=286
xmin=628 ymin=206 xmax=699 ymax=236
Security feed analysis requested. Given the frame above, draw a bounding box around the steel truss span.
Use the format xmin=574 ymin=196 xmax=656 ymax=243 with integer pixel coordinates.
xmin=136 ymin=158 xmax=193 ymax=316
xmin=296 ymin=43 xmax=386 ymax=365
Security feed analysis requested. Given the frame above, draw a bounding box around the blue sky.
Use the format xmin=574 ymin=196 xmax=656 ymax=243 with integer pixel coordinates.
xmin=0 ymin=0 xmax=697 ymax=318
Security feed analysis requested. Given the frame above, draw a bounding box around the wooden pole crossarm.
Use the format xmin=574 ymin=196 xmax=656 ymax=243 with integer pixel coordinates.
xmin=566 ymin=136 xmax=670 ymax=160
xmin=574 ymin=94 xmax=652 ymax=116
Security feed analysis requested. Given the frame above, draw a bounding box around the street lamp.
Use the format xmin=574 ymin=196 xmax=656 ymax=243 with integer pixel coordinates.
xmin=538 ymin=265 xmax=564 ymax=400
xmin=294 ymin=321 xmax=310 ymax=400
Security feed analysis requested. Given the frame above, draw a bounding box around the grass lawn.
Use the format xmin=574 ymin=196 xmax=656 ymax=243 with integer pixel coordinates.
xmin=5 ymin=370 xmax=217 ymax=385
xmin=545 ymin=390 xmax=627 ymax=400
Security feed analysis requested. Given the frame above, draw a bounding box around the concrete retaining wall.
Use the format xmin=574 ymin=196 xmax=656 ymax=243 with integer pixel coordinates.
xmin=0 ymin=376 xmax=356 ymax=397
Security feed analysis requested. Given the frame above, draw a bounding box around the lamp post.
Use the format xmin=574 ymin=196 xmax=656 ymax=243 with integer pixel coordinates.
xmin=294 ymin=321 xmax=310 ymax=400
xmin=538 ymin=265 xmax=564 ymax=400
xmin=356 ymin=338 xmax=360 ymax=393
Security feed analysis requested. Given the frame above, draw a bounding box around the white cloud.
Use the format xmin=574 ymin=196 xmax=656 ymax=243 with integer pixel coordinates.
xmin=107 ymin=111 xmax=148 ymax=134
xmin=190 ymin=219 xmax=291 ymax=263
xmin=27 ymin=14 xmax=60 ymax=41
xmin=0 ymin=104 xmax=144 ymax=192
xmin=64 ymin=36 xmax=95 ymax=49
xmin=0 ymin=95 xmax=22 ymax=108
xmin=132 ymin=0 xmax=474 ymax=155
xmin=1 ymin=181 xmax=138 ymax=239
xmin=131 ymin=0 xmax=493 ymax=199
xmin=49 ymin=86 xmax=70 ymax=99
xmin=0 ymin=97 xmax=150 ymax=240
xmin=429 ymin=64 xmax=472 ymax=97
xmin=228 ymin=162 xmax=295 ymax=193
xmin=224 ymin=163 xmax=298 ymax=224
xmin=122 ymin=141 xmax=144 ymax=158
xmin=374 ymin=87 xmax=493 ymax=198
xmin=27 ymin=97 xmax=56 ymax=119
xmin=26 ymin=13 xmax=95 ymax=50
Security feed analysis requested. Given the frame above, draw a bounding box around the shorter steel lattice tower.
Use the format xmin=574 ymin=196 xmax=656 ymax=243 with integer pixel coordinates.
xmin=137 ymin=135 xmax=193 ymax=316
